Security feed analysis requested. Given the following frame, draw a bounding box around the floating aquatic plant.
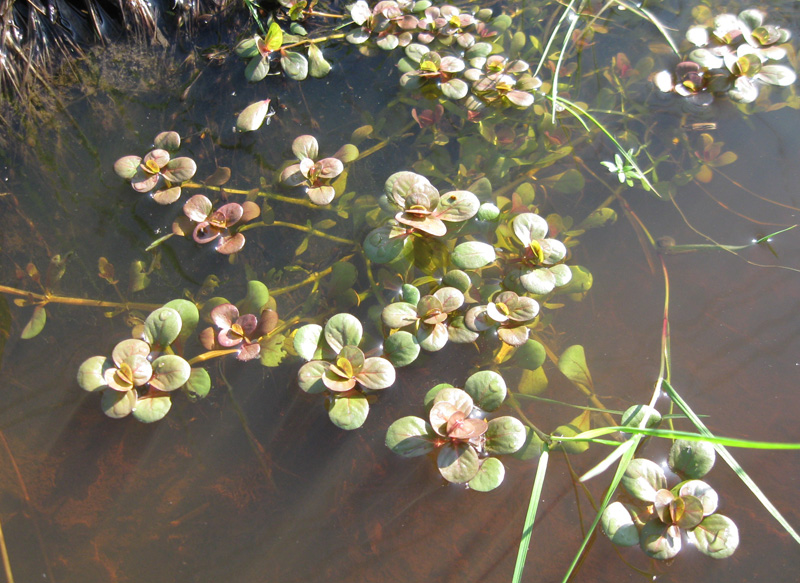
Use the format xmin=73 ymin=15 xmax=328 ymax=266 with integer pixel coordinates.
xmin=279 ymin=135 xmax=359 ymax=205
xmin=112 ymin=131 xmax=197 ymax=204
xmin=176 ymin=194 xmax=260 ymax=254
xmin=601 ymin=440 xmax=739 ymax=560
xmin=385 ymin=372 xmax=526 ymax=491
xmin=295 ymin=313 xmax=396 ymax=430
xmin=505 ymin=212 xmax=572 ymax=295
xmin=200 ymin=303 xmax=279 ymax=362
xmin=76 ymin=303 xmax=198 ymax=422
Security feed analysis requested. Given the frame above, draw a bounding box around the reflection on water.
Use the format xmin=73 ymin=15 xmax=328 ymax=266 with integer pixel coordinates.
xmin=1 ymin=3 xmax=800 ymax=583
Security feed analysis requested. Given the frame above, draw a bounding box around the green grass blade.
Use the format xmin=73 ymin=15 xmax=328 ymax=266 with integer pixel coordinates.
xmin=662 ymin=380 xmax=800 ymax=545
xmin=560 ymin=434 xmax=641 ymax=583
xmin=512 ymin=446 xmax=550 ymax=583
xmin=578 ymin=438 xmax=636 ymax=482
xmin=611 ymin=0 xmax=679 ymax=54
xmin=569 ymin=426 xmax=800 ymax=450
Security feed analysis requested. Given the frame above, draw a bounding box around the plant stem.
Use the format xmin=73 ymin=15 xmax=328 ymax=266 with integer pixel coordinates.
xmin=0 ymin=513 xmax=12 ymax=583
xmin=270 ymin=261 xmax=342 ymax=297
xmin=187 ymin=349 xmax=239 ymax=365
xmin=239 ymin=220 xmax=356 ymax=245
xmin=281 ymin=33 xmax=347 ymax=50
xmin=181 ymin=182 xmax=323 ymax=210
xmin=0 ymin=284 xmax=162 ymax=311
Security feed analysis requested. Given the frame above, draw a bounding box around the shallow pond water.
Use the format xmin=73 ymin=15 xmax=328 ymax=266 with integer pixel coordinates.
xmin=0 ymin=1 xmax=799 ymax=582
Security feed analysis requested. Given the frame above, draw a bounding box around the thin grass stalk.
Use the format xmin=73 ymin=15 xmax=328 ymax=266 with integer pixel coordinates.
xmin=0 ymin=513 xmax=13 ymax=583
xmin=511 ymin=445 xmax=550 ymax=583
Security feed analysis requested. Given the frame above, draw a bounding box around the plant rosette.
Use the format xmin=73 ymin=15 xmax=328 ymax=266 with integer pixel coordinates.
xmin=398 ymin=44 xmax=469 ymax=99
xmin=294 ymin=313 xmax=396 ymax=430
xmin=385 ymin=171 xmax=480 ymax=236
xmin=199 ymin=303 xmax=278 ymax=362
xmin=464 ymin=290 xmax=539 ymax=346
xmin=385 ymin=372 xmax=526 ymax=492
xmin=601 ymin=440 xmax=739 ymax=560
xmin=175 ymin=194 xmax=260 ymax=254
xmin=346 ymin=0 xmax=418 ymax=50
xmin=76 ymin=304 xmax=197 ymax=422
xmin=505 ymin=212 xmax=572 ymax=295
xmin=113 ymin=131 xmax=197 ymax=204
xmin=279 ymin=135 xmax=359 ymax=205
xmin=381 ymin=285 xmax=477 ymax=352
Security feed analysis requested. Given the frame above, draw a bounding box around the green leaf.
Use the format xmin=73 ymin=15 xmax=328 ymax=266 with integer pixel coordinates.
xmin=163 ymin=299 xmax=199 ymax=345
xmin=144 ymin=307 xmax=182 ymax=348
xmin=601 ymin=502 xmax=640 ymax=547
xmin=552 ymin=168 xmax=585 ymax=193
xmin=669 ymin=439 xmax=715 ymax=479
xmin=621 ymin=404 xmax=662 ymax=431
xmin=513 ymin=339 xmax=546 ymax=370
xmin=385 ymin=416 xmax=437 ymax=457
xmin=307 ymin=44 xmax=332 ymax=77
xmin=182 ymin=367 xmax=211 ymax=401
xmin=558 ymin=345 xmax=592 ymax=390
xmin=463 ymin=370 xmax=507 ymax=411
xmin=328 ymin=392 xmax=369 ymax=430
xmin=486 ymin=416 xmax=526 ymax=454
xmin=297 ymin=360 xmax=328 ymax=394
xmin=245 ymin=55 xmax=271 ymax=82
xmin=294 ymin=324 xmax=323 ymax=361
xmin=259 ymin=333 xmax=286 ymax=367
xmin=324 ymin=313 xmax=362 ymax=353
xmin=517 ymin=367 xmax=548 ymax=395
xmin=356 ymin=357 xmax=395 ymax=390
xmin=238 ymin=280 xmax=270 ymax=315
xmin=382 ymin=302 xmax=419 ymax=329
xmin=21 ymin=305 xmax=46 ymax=339
xmin=384 ymin=331 xmax=421 ymax=367
xmin=149 ymin=355 xmax=191 ymax=391
xmin=451 ymin=241 xmax=496 ymax=269
xmin=468 ymin=458 xmax=505 ymax=492
xmin=281 ymin=50 xmax=308 ymax=81
xmin=77 ymin=356 xmax=112 ymax=392
xmin=364 ymin=226 xmax=407 ymax=264
xmin=689 ymin=514 xmax=739 ymax=559
xmin=437 ymin=442 xmax=480 ymax=483
xmin=133 ymin=392 xmax=172 ymax=423
xmin=640 ymin=518 xmax=681 ymax=560
xmin=265 ymin=22 xmax=284 ymax=50
xmin=101 ymin=388 xmax=136 ymax=419
xmin=237 ymin=99 xmax=272 ymax=132
xmin=621 ymin=458 xmax=667 ymax=502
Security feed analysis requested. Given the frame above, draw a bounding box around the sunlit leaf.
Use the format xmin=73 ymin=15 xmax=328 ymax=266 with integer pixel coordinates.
xmin=437 ymin=442 xmax=480 ymax=483
xmin=101 ymin=388 xmax=136 ymax=419
xmin=468 ymin=457 xmax=505 ymax=492
xmin=640 ymin=519 xmax=681 ymax=560
xmin=621 ymin=458 xmax=668 ymax=502
xmin=464 ymin=370 xmax=507 ymax=411
xmin=133 ymin=392 xmax=172 ymax=423
xmin=182 ymin=367 xmax=211 ymax=401
xmin=324 ymin=313 xmax=362 ymax=353
xmin=601 ymin=502 xmax=640 ymax=547
xmin=689 ymin=514 xmax=739 ymax=559
xmin=384 ymin=331 xmax=420 ymax=367
xmin=281 ymin=50 xmax=309 ymax=81
xmin=308 ymin=44 xmax=332 ymax=77
xmin=669 ymin=438 xmax=715 ymax=479
xmin=237 ymin=99 xmax=272 ymax=132
xmin=20 ymin=305 xmax=46 ymax=339
xmin=486 ymin=416 xmax=526 ymax=454
xmin=328 ymin=391 xmax=369 ymax=430
xmin=149 ymin=355 xmax=191 ymax=391
xmin=144 ymin=307 xmax=182 ymax=348
xmin=451 ymin=241 xmax=496 ymax=269
xmin=558 ymin=344 xmax=592 ymax=389
xmin=294 ymin=324 xmax=323 ymax=361
xmin=77 ymin=356 xmax=112 ymax=392
xmin=386 ymin=416 xmax=437 ymax=457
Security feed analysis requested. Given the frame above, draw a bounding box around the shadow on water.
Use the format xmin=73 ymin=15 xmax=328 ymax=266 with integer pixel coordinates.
xmin=1 ymin=3 xmax=800 ymax=582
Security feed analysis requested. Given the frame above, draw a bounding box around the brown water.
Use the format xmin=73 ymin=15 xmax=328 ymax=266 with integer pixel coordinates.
xmin=1 ymin=3 xmax=799 ymax=583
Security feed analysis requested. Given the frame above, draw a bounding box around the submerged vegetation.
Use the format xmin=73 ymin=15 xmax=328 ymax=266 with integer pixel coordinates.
xmin=0 ymin=0 xmax=799 ymax=580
